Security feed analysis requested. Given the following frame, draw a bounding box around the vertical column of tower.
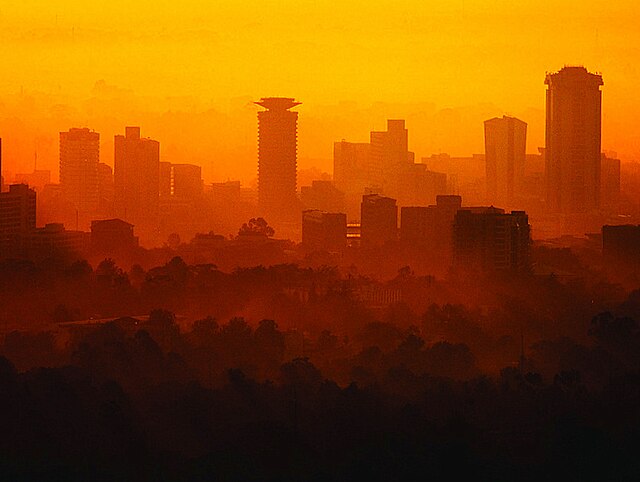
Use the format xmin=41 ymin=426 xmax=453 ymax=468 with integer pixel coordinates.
xmin=255 ymin=97 xmax=301 ymax=223
xmin=545 ymin=66 xmax=603 ymax=214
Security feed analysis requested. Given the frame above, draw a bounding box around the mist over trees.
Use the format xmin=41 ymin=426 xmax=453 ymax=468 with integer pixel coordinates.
xmin=1 ymin=249 xmax=639 ymax=480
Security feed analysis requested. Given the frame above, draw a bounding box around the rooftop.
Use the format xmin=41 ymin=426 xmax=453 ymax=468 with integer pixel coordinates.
xmin=255 ymin=97 xmax=301 ymax=111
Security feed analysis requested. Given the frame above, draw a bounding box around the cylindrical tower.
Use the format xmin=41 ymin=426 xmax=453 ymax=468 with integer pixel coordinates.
xmin=255 ymin=97 xmax=300 ymax=222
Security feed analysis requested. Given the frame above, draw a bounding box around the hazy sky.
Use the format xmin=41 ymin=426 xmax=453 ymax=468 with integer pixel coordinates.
xmin=0 ymin=1 xmax=638 ymax=182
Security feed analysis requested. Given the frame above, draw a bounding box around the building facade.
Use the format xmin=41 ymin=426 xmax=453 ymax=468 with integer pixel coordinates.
xmin=453 ymin=208 xmax=531 ymax=274
xmin=545 ymin=66 xmax=603 ymax=213
xmin=0 ymin=184 xmax=37 ymax=256
xmin=302 ymin=210 xmax=347 ymax=252
xmin=256 ymin=97 xmax=300 ymax=222
xmin=114 ymin=127 xmax=160 ymax=230
xmin=484 ymin=116 xmax=527 ymax=208
xmin=360 ymin=194 xmax=397 ymax=248
xmin=59 ymin=128 xmax=100 ymax=220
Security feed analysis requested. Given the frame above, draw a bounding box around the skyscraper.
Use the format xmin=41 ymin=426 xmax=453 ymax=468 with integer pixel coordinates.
xmin=484 ymin=116 xmax=527 ymax=207
xmin=255 ymin=97 xmax=300 ymax=222
xmin=545 ymin=66 xmax=603 ymax=213
xmin=369 ymin=119 xmax=414 ymax=200
xmin=59 ymin=128 xmax=100 ymax=220
xmin=333 ymin=140 xmax=371 ymax=220
xmin=114 ymin=127 xmax=160 ymax=230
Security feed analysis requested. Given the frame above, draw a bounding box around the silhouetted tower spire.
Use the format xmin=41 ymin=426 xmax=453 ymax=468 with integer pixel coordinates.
xmin=255 ymin=97 xmax=300 ymax=222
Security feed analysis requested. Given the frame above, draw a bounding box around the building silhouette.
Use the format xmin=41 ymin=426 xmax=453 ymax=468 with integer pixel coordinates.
xmin=484 ymin=116 xmax=527 ymax=207
xmin=256 ymin=97 xmax=300 ymax=222
xmin=302 ymin=210 xmax=347 ymax=252
xmin=545 ymin=66 xmax=603 ymax=213
xmin=453 ymin=207 xmax=530 ymax=273
xmin=28 ymin=223 xmax=87 ymax=259
xmin=114 ymin=127 xmax=160 ymax=231
xmin=159 ymin=163 xmax=203 ymax=200
xmin=334 ymin=122 xmax=447 ymax=219
xmin=360 ymin=194 xmax=397 ymax=248
xmin=370 ymin=120 xmax=415 ymax=202
xmin=333 ymin=140 xmax=372 ymax=220
xmin=601 ymin=152 xmax=621 ymax=210
xmin=0 ymin=184 xmax=37 ymax=257
xmin=300 ymin=180 xmax=345 ymax=213
xmin=59 ymin=128 xmax=100 ymax=222
xmin=96 ymin=162 xmax=114 ymax=217
xmin=400 ymin=195 xmax=462 ymax=259
xmin=91 ymin=218 xmax=138 ymax=256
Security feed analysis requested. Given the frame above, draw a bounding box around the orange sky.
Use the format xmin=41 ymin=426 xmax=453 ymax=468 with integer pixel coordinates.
xmin=0 ymin=1 xmax=638 ymax=183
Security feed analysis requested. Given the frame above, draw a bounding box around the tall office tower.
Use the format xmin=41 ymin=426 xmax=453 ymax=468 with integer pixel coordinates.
xmin=114 ymin=127 xmax=160 ymax=229
xmin=453 ymin=208 xmax=531 ymax=273
xmin=545 ymin=66 xmax=603 ymax=213
xmin=333 ymin=140 xmax=371 ymax=220
xmin=360 ymin=194 xmax=397 ymax=248
xmin=0 ymin=184 xmax=37 ymax=256
xmin=369 ymin=120 xmax=414 ymax=199
xmin=255 ymin=97 xmax=300 ymax=222
xmin=484 ymin=116 xmax=527 ymax=207
xmin=59 ymin=128 xmax=100 ymax=219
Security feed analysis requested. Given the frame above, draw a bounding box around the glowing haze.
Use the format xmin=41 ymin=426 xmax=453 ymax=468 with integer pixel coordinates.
xmin=1 ymin=0 xmax=638 ymax=183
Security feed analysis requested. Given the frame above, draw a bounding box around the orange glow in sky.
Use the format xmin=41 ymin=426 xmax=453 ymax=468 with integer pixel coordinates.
xmin=0 ymin=0 xmax=639 ymax=182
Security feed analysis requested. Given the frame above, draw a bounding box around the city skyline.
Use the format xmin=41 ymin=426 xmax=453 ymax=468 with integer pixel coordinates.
xmin=2 ymin=4 xmax=640 ymax=480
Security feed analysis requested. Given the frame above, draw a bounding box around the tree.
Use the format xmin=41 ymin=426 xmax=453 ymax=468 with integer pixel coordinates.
xmin=238 ymin=217 xmax=275 ymax=238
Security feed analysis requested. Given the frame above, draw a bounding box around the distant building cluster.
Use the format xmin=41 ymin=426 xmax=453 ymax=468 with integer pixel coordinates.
xmin=0 ymin=67 xmax=630 ymax=273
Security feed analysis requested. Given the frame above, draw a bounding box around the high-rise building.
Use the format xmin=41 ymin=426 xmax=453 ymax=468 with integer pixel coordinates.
xmin=114 ymin=127 xmax=160 ymax=230
xmin=59 ymin=128 xmax=100 ymax=218
xmin=360 ymin=194 xmax=397 ymax=248
xmin=256 ymin=97 xmax=300 ymax=222
xmin=302 ymin=210 xmax=347 ymax=252
xmin=370 ymin=120 xmax=414 ymax=200
xmin=545 ymin=66 xmax=603 ymax=213
xmin=601 ymin=152 xmax=621 ymax=210
xmin=333 ymin=140 xmax=372 ymax=220
xmin=453 ymin=208 xmax=530 ymax=273
xmin=0 ymin=184 xmax=37 ymax=256
xmin=484 ymin=116 xmax=527 ymax=207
